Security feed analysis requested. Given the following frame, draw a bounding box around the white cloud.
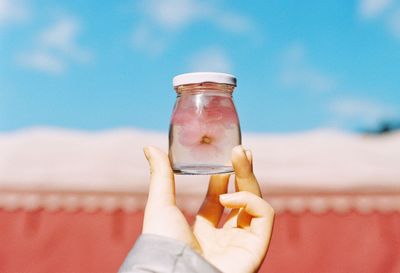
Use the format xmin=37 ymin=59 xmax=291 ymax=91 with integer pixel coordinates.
xmin=329 ymin=97 xmax=399 ymax=127
xmin=388 ymin=9 xmax=400 ymax=38
xmin=358 ymin=0 xmax=400 ymax=40
xmin=141 ymin=0 xmax=253 ymax=32
xmin=132 ymin=0 xmax=255 ymax=54
xmin=38 ymin=16 xmax=92 ymax=62
xmin=187 ymin=47 xmax=232 ymax=72
xmin=142 ymin=0 xmax=210 ymax=31
xmin=279 ymin=44 xmax=335 ymax=92
xmin=131 ymin=24 xmax=168 ymax=56
xmin=359 ymin=0 xmax=393 ymax=18
xmin=16 ymin=51 xmax=64 ymax=74
xmin=17 ymin=16 xmax=92 ymax=74
xmin=0 ymin=0 xmax=29 ymax=26
xmin=215 ymin=12 xmax=254 ymax=34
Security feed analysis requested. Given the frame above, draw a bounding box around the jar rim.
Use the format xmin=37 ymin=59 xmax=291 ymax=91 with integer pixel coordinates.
xmin=173 ymin=72 xmax=237 ymax=87
xmin=174 ymin=83 xmax=235 ymax=94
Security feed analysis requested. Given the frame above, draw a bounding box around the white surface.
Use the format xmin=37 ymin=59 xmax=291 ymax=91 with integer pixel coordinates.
xmin=173 ymin=72 xmax=237 ymax=87
xmin=0 ymin=127 xmax=399 ymax=194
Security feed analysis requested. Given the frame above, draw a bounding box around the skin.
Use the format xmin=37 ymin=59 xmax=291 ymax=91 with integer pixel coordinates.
xmin=142 ymin=145 xmax=275 ymax=273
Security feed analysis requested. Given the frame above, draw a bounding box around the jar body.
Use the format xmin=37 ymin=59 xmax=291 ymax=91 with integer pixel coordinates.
xmin=169 ymin=83 xmax=241 ymax=175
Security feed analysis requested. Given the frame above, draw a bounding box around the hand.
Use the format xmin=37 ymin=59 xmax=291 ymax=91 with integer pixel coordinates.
xmin=142 ymin=146 xmax=275 ymax=273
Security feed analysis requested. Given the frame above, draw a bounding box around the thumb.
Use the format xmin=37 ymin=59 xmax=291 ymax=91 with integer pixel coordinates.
xmin=144 ymin=146 xmax=176 ymax=208
xmin=232 ymin=146 xmax=261 ymax=196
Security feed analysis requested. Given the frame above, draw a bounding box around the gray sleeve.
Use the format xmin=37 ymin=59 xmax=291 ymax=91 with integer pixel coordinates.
xmin=118 ymin=234 xmax=221 ymax=273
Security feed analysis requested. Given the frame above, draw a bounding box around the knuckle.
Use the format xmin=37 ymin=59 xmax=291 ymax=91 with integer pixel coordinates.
xmin=241 ymin=190 xmax=254 ymax=198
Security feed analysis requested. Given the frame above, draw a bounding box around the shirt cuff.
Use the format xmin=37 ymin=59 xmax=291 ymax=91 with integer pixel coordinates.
xmin=118 ymin=233 xmax=221 ymax=273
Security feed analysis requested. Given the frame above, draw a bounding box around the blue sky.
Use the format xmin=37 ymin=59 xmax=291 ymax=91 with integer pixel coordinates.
xmin=1 ymin=0 xmax=399 ymax=133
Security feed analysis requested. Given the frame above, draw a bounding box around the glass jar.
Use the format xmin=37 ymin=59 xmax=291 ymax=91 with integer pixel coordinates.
xmin=169 ymin=72 xmax=241 ymax=175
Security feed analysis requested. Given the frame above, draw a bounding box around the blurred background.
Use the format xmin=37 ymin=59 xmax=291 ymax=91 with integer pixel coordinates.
xmin=1 ymin=0 xmax=399 ymax=273
xmin=1 ymin=0 xmax=399 ymax=132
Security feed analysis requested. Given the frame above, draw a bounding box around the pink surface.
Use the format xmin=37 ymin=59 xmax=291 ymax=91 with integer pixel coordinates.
xmin=1 ymin=209 xmax=399 ymax=273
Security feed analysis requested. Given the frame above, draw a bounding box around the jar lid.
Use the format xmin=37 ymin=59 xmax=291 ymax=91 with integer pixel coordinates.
xmin=173 ymin=72 xmax=237 ymax=87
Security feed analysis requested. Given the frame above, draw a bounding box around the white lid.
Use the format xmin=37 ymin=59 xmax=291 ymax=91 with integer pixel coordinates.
xmin=173 ymin=72 xmax=237 ymax=87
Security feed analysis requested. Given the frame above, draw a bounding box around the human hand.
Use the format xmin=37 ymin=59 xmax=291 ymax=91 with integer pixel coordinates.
xmin=142 ymin=146 xmax=274 ymax=273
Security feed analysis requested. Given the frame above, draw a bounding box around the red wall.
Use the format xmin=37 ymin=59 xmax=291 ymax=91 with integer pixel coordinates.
xmin=1 ymin=210 xmax=399 ymax=273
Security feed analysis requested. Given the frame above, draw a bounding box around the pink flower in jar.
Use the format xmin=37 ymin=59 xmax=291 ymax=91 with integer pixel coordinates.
xmin=172 ymin=96 xmax=238 ymax=128
xmin=203 ymin=96 xmax=239 ymax=126
xmin=171 ymin=94 xmax=239 ymax=159
xmin=178 ymin=120 xmax=226 ymax=160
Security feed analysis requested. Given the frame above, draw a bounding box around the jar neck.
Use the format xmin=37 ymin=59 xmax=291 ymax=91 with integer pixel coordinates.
xmin=175 ymin=83 xmax=235 ymax=95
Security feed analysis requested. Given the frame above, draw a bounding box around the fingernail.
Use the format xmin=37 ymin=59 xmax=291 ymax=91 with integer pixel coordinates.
xmin=233 ymin=145 xmax=245 ymax=154
xmin=238 ymin=145 xmax=247 ymax=154
xmin=245 ymin=149 xmax=252 ymax=160
xmin=143 ymin=147 xmax=150 ymax=159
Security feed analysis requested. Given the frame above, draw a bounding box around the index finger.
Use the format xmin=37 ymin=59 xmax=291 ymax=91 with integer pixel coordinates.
xmin=220 ymin=191 xmax=274 ymax=239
